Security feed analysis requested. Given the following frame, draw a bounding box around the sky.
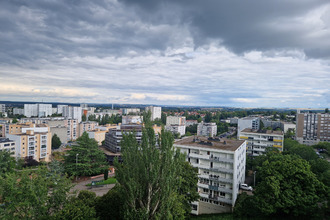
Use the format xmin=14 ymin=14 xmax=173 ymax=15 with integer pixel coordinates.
xmin=0 ymin=0 xmax=330 ymax=108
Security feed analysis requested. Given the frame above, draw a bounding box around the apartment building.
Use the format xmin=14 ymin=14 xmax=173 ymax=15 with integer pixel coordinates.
xmin=120 ymin=108 xmax=140 ymax=115
xmin=78 ymin=121 xmax=98 ymax=137
xmin=296 ymin=112 xmax=330 ymax=145
xmin=197 ymin=122 xmax=217 ymax=137
xmin=63 ymin=106 xmax=82 ymax=123
xmin=87 ymin=129 xmax=107 ymax=146
xmin=239 ymin=128 xmax=284 ymax=156
xmin=13 ymin=108 xmax=24 ymax=115
xmin=166 ymin=116 xmax=186 ymax=136
xmin=186 ymin=120 xmax=199 ymax=127
xmin=145 ymin=106 xmax=162 ymax=121
xmin=237 ymin=117 xmax=260 ymax=137
xmin=105 ymin=124 xmax=143 ymax=153
xmin=47 ymin=120 xmax=67 ymax=144
xmin=122 ymin=115 xmax=143 ymax=125
xmin=66 ymin=119 xmax=78 ymax=141
xmin=57 ymin=105 xmax=68 ymax=114
xmin=174 ymin=136 xmax=246 ymax=215
xmin=24 ymin=104 xmax=52 ymax=117
xmin=0 ymin=104 xmax=5 ymax=113
xmin=6 ymin=123 xmax=51 ymax=162
xmin=0 ymin=138 xmax=16 ymax=154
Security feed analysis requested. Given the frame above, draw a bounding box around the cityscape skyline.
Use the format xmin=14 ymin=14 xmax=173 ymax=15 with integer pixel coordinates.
xmin=1 ymin=1 xmax=330 ymax=108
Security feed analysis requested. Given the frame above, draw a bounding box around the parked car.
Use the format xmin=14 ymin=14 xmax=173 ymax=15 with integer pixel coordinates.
xmin=240 ymin=183 xmax=253 ymax=191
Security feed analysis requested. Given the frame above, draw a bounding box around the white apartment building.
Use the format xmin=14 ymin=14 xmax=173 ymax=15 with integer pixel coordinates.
xmin=145 ymin=106 xmax=162 ymax=121
xmin=13 ymin=108 xmax=24 ymax=115
xmin=197 ymin=122 xmax=217 ymax=137
xmin=57 ymin=105 xmax=68 ymax=114
xmin=63 ymin=106 xmax=82 ymax=123
xmin=122 ymin=115 xmax=143 ymax=125
xmin=166 ymin=125 xmax=186 ymax=136
xmin=237 ymin=117 xmax=260 ymax=138
xmin=78 ymin=121 xmax=98 ymax=137
xmin=166 ymin=116 xmax=186 ymax=126
xmin=174 ymin=136 xmax=246 ymax=215
xmin=239 ymin=128 xmax=284 ymax=156
xmin=24 ymin=104 xmax=52 ymax=117
xmin=0 ymin=104 xmax=6 ymax=113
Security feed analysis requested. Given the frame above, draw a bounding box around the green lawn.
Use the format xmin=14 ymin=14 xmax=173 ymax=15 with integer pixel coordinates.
xmin=86 ymin=177 xmax=116 ymax=186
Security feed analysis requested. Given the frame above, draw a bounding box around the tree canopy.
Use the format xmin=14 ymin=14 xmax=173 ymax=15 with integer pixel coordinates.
xmin=52 ymin=134 xmax=62 ymax=149
xmin=64 ymin=132 xmax=107 ymax=176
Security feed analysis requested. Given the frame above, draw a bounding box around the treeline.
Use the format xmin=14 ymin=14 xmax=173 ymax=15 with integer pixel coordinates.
xmin=87 ymin=114 xmax=122 ymax=125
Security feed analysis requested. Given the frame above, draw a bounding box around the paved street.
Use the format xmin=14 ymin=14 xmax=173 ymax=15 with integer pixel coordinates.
xmin=71 ymin=176 xmax=116 ymax=197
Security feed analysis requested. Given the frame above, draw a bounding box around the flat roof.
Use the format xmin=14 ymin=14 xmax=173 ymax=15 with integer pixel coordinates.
xmin=241 ymin=128 xmax=283 ymax=135
xmin=0 ymin=138 xmax=14 ymax=143
xmin=174 ymin=136 xmax=245 ymax=152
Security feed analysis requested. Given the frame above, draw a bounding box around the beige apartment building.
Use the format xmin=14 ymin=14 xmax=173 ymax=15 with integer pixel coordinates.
xmin=78 ymin=121 xmax=98 ymax=137
xmin=6 ymin=123 xmax=52 ymax=162
xmin=296 ymin=112 xmax=330 ymax=145
xmin=239 ymin=128 xmax=284 ymax=156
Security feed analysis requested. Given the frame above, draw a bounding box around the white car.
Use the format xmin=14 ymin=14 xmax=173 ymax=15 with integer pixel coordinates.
xmin=240 ymin=183 xmax=253 ymax=191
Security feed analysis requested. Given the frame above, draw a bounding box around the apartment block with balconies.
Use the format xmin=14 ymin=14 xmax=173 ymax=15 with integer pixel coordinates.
xmin=239 ymin=128 xmax=284 ymax=156
xmin=174 ymin=136 xmax=246 ymax=215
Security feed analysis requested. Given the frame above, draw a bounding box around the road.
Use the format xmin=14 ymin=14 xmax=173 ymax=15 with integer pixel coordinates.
xmin=71 ymin=176 xmax=115 ymax=196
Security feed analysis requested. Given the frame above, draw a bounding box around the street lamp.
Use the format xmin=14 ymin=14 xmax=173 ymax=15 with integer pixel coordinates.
xmin=253 ymin=171 xmax=257 ymax=187
xmin=76 ymin=153 xmax=79 ymax=181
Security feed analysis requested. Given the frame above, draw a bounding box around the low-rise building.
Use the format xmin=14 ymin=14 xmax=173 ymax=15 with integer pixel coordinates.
xmin=237 ymin=117 xmax=260 ymax=138
xmin=122 ymin=115 xmax=143 ymax=125
xmin=239 ymin=128 xmax=284 ymax=156
xmin=174 ymin=136 xmax=246 ymax=215
xmin=280 ymin=122 xmax=295 ymax=133
xmin=87 ymin=129 xmax=107 ymax=146
xmin=197 ymin=122 xmax=217 ymax=137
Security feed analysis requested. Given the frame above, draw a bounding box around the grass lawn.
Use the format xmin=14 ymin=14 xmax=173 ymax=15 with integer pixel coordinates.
xmin=86 ymin=177 xmax=117 ymax=186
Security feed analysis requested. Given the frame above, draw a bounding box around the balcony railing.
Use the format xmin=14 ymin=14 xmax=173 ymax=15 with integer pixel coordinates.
xmin=209 ymin=176 xmax=233 ymax=184
xmin=208 ymin=195 xmax=232 ymax=204
xmin=209 ymin=167 xmax=233 ymax=174
xmin=209 ymin=156 xmax=233 ymax=163
xmin=189 ymin=153 xmax=210 ymax=160
xmin=209 ymin=185 xmax=232 ymax=194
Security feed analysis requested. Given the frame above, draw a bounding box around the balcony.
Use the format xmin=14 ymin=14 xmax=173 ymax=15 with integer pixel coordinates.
xmin=191 ymin=163 xmax=210 ymax=170
xmin=273 ymin=139 xmax=283 ymax=143
xmin=189 ymin=153 xmax=210 ymax=160
xmin=209 ymin=176 xmax=233 ymax=184
xmin=273 ymin=144 xmax=283 ymax=148
xmin=198 ymin=174 xmax=209 ymax=179
xmin=209 ymin=167 xmax=233 ymax=174
xmin=199 ymin=193 xmax=209 ymax=199
xmin=209 ymin=156 xmax=233 ymax=163
xmin=239 ymin=136 xmax=248 ymax=139
xmin=208 ymin=195 xmax=232 ymax=204
xmin=197 ymin=182 xmax=209 ymax=189
xmin=209 ymin=185 xmax=232 ymax=194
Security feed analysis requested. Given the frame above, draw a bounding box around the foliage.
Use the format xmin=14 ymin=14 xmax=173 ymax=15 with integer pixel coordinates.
xmin=64 ymin=132 xmax=107 ymax=177
xmin=234 ymin=193 xmax=260 ymax=218
xmin=284 ymin=138 xmax=318 ymax=161
xmin=254 ymin=154 xmax=327 ymax=217
xmin=86 ymin=177 xmax=117 ymax=186
xmin=48 ymin=160 xmax=64 ymax=175
xmin=12 ymin=118 xmax=18 ymax=123
xmin=104 ymin=168 xmax=109 ymax=180
xmin=52 ymin=134 xmax=62 ymax=149
xmin=82 ymin=114 xmax=87 ymax=122
xmin=54 ymin=190 xmax=98 ymax=220
xmin=186 ymin=124 xmax=198 ymax=134
xmin=23 ymin=156 xmax=40 ymax=167
xmin=0 ymin=167 xmax=73 ymax=219
xmin=204 ymin=112 xmax=212 ymax=123
xmin=95 ymin=185 xmax=125 ymax=220
xmin=0 ymin=151 xmax=16 ymax=177
xmin=114 ymin=127 xmax=190 ymax=219
xmin=161 ymin=112 xmax=167 ymax=125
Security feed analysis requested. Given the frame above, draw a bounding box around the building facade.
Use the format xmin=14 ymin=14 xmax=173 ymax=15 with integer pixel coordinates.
xmin=63 ymin=106 xmax=82 ymax=123
xmin=239 ymin=128 xmax=284 ymax=156
xmin=0 ymin=104 xmax=5 ymax=113
xmin=296 ymin=112 xmax=330 ymax=145
xmin=237 ymin=117 xmax=260 ymax=138
xmin=122 ymin=115 xmax=143 ymax=125
xmin=66 ymin=119 xmax=78 ymax=141
xmin=13 ymin=108 xmax=24 ymax=115
xmin=24 ymin=104 xmax=52 ymax=117
xmin=120 ymin=108 xmax=140 ymax=115
xmin=6 ymin=123 xmax=52 ymax=162
xmin=174 ymin=137 xmax=246 ymax=215
xmin=57 ymin=105 xmax=68 ymax=114
xmin=0 ymin=138 xmax=16 ymax=154
xmin=197 ymin=122 xmax=217 ymax=137
xmin=145 ymin=106 xmax=162 ymax=121
xmin=78 ymin=121 xmax=98 ymax=137
xmin=104 ymin=124 xmax=143 ymax=153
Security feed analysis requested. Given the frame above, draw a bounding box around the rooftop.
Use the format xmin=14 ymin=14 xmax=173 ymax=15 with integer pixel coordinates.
xmin=241 ymin=128 xmax=283 ymax=135
xmin=0 ymin=138 xmax=14 ymax=143
xmin=174 ymin=136 xmax=245 ymax=152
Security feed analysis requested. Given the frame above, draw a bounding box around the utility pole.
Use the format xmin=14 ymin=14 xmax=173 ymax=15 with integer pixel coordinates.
xmin=253 ymin=171 xmax=257 ymax=187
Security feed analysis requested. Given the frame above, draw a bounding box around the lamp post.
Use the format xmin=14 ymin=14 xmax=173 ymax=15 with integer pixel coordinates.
xmin=76 ymin=153 xmax=79 ymax=181
xmin=253 ymin=171 xmax=257 ymax=187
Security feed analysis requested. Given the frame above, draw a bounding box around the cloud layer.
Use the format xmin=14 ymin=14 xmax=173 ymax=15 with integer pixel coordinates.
xmin=1 ymin=0 xmax=330 ymax=107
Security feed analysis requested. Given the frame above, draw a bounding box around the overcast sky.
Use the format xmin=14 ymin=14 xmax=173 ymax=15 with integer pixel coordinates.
xmin=1 ymin=0 xmax=330 ymax=108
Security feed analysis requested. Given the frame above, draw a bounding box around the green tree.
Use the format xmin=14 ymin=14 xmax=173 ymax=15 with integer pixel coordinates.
xmin=52 ymin=134 xmax=62 ymax=150
xmin=0 ymin=151 xmax=16 ymax=176
xmin=325 ymin=108 xmax=329 ymax=113
xmin=254 ymin=154 xmax=327 ymax=217
xmin=55 ymin=190 xmax=98 ymax=220
xmin=82 ymin=114 xmax=87 ymax=122
xmin=161 ymin=112 xmax=166 ymax=125
xmin=64 ymin=132 xmax=107 ymax=176
xmin=204 ymin=112 xmax=212 ymax=123
xmin=0 ymin=167 xmax=72 ymax=219
xmin=12 ymin=118 xmax=18 ymax=123
xmin=186 ymin=124 xmax=197 ymax=134
xmin=114 ymin=127 xmax=187 ymax=219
